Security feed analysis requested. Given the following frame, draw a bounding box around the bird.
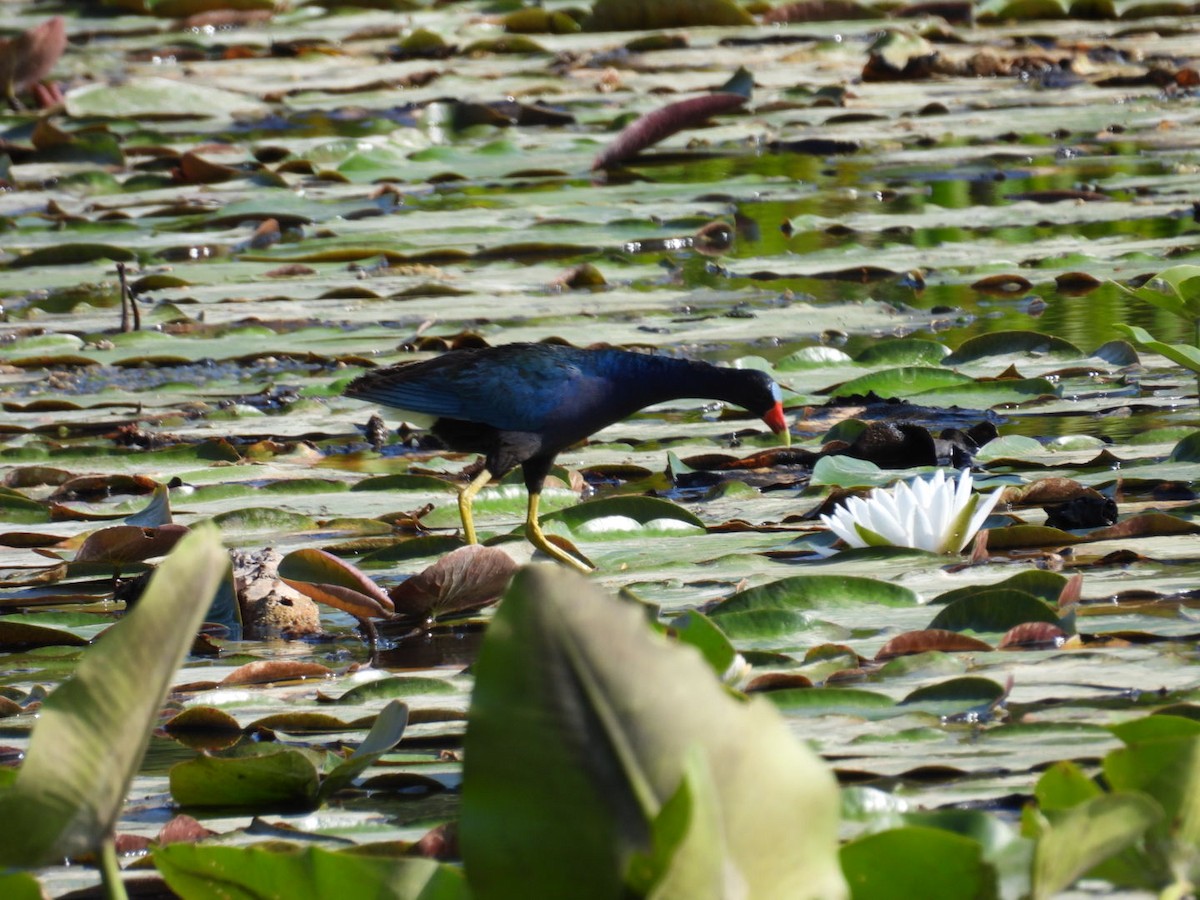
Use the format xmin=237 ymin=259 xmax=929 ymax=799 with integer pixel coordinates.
xmin=345 ymin=342 xmax=791 ymax=571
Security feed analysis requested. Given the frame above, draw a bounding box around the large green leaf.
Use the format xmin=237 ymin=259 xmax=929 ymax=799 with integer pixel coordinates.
xmin=460 ymin=566 xmax=846 ymax=899
xmin=541 ymin=495 xmax=705 ymax=535
xmin=710 ymin=574 xmax=919 ymax=616
xmin=1112 ymin=325 xmax=1200 ymax=374
xmin=828 ymin=366 xmax=972 ymax=399
xmin=624 ymin=747 xmax=726 ymax=898
xmin=1031 ymin=793 xmax=1161 ymax=899
xmin=944 ymin=330 xmax=1083 ymax=365
xmin=0 ymin=526 xmax=227 ymax=865
xmin=1103 ymin=735 xmax=1200 ymax=848
xmin=928 ymin=590 xmax=1063 ymax=634
xmin=1113 ymin=265 xmax=1200 ymax=320
xmin=154 ymin=844 xmax=468 ymax=900
xmin=584 ymin=0 xmax=754 ymax=30
xmin=318 ymin=700 xmax=409 ymax=801
xmin=169 ymin=749 xmax=321 ymax=811
xmin=841 ymin=826 xmax=997 ymax=899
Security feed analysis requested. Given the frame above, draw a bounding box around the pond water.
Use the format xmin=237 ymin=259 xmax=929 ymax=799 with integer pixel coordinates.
xmin=3 ymin=3 xmax=1200 ymax=895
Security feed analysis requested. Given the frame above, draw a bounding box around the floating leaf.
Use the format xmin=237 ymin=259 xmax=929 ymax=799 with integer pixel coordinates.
xmin=827 ymin=366 xmax=972 ymax=399
xmin=900 ymin=676 xmax=1007 ymax=717
xmin=853 ymin=339 xmax=950 ymax=366
xmin=318 ymin=676 xmax=459 ymax=704
xmin=8 ymin=243 xmax=135 ymax=269
xmin=842 ymin=826 xmax=997 ymax=900
xmin=388 ymin=544 xmax=517 ymax=621
xmin=944 ymin=331 xmax=1083 ymax=365
xmin=279 ymin=548 xmax=394 ymax=618
xmin=220 ymin=661 xmax=332 ymax=686
xmin=711 ymin=575 xmax=919 ymax=617
xmin=767 ymin=687 xmax=896 ymax=717
xmin=875 ymin=629 xmax=993 ymax=660
xmin=65 ymin=77 xmax=270 ymax=119
xmin=930 ymin=570 xmax=1068 ymax=607
xmin=155 ymin=844 xmax=468 ymax=900
xmin=169 ymin=749 xmax=321 ymax=810
xmin=999 ymin=622 xmax=1066 ymax=649
xmin=74 ymin=524 xmax=188 ymax=566
xmin=163 ymin=706 xmax=243 ymax=736
xmin=584 ymin=0 xmax=754 ymax=30
xmin=543 ymin=495 xmax=705 ymax=534
xmin=0 ymin=620 xmax=89 ymax=651
xmin=1168 ymin=431 xmax=1200 ymax=463
xmin=928 ymin=590 xmax=1063 ymax=634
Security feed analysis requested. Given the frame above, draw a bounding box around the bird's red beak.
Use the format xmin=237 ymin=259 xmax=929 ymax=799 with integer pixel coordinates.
xmin=762 ymin=401 xmax=790 ymax=446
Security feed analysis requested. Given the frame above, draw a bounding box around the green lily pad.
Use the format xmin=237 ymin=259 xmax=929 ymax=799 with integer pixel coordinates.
xmin=928 ymin=590 xmax=1064 ymax=634
xmin=169 ymin=749 xmax=321 ymax=811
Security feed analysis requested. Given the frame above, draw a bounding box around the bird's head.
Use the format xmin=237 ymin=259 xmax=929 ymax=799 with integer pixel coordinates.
xmin=744 ymin=370 xmax=791 ymax=447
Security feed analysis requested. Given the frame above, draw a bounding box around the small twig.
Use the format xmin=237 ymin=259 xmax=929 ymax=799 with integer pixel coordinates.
xmin=358 ymin=616 xmax=380 ymax=666
xmin=116 ymin=263 xmax=140 ymax=333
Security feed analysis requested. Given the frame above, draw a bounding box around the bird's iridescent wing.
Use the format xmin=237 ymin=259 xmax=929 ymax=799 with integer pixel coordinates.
xmin=345 ymin=345 xmax=589 ymax=432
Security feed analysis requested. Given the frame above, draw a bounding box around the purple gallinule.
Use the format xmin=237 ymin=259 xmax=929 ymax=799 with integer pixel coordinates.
xmin=345 ymin=342 xmax=791 ymax=571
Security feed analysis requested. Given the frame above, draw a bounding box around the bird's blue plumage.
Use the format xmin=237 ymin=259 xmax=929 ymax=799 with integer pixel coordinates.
xmin=346 ymin=344 xmax=601 ymax=433
xmin=346 ymin=342 xmax=784 ymax=484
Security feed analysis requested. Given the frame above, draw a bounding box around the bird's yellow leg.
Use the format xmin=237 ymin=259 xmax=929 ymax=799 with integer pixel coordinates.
xmin=524 ymin=490 xmax=593 ymax=573
xmin=458 ymin=467 xmax=493 ymax=544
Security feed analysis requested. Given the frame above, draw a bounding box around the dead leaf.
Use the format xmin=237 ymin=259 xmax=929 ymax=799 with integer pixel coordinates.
xmin=876 ymin=629 xmax=994 ymax=660
xmin=220 ymin=660 xmax=332 ymax=686
xmin=388 ymin=545 xmax=518 ymax=621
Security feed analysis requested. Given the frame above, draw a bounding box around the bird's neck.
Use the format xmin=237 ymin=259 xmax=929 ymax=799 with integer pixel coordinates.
xmin=604 ymin=352 xmax=758 ymax=410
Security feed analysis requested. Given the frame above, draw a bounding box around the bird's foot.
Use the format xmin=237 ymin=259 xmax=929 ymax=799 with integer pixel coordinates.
xmin=526 ymin=521 xmax=593 ymax=573
xmin=458 ymin=467 xmax=494 ymax=545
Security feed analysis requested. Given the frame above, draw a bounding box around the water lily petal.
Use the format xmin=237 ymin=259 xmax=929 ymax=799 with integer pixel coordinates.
xmin=818 ymin=468 xmax=1003 ymax=555
xmin=910 ymin=497 xmax=941 ymax=553
xmin=853 ymin=521 xmax=896 ymax=547
xmin=822 ymin=505 xmax=867 ymax=548
xmin=859 ymin=489 xmax=910 ymax=546
xmin=943 ymin=473 xmax=1003 ymax=552
xmin=891 ymin=480 xmax=925 ymax=549
xmin=910 ymin=468 xmax=943 ymax=509
xmin=927 ymin=471 xmax=960 ymax=553
xmin=963 ymin=483 xmax=1004 ymax=550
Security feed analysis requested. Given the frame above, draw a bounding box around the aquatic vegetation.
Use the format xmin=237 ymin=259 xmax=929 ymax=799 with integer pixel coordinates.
xmin=820 ymin=468 xmax=1002 ymax=554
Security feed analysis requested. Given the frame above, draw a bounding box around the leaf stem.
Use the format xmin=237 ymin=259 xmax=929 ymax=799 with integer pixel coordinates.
xmin=99 ymin=838 xmax=129 ymax=900
xmin=1194 ymin=317 xmax=1199 ymax=404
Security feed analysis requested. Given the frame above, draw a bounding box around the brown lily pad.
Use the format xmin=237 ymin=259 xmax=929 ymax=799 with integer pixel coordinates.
xmin=876 ymin=629 xmax=994 ymax=660
xmin=389 ymin=544 xmax=518 ymax=622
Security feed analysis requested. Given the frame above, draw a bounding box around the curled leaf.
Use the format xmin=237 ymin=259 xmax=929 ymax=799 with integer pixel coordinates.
xmin=389 ymin=544 xmax=518 ymax=621
xmin=998 ymin=622 xmax=1066 ymax=650
xmin=592 ymin=92 xmax=747 ymax=170
xmin=875 ymin=629 xmax=993 ymax=660
xmin=220 ymin=660 xmax=332 ymax=686
xmin=75 ymin=524 xmax=189 ymax=566
xmin=278 ymin=548 xmax=394 ymax=618
xmin=0 ymin=17 xmax=67 ymax=100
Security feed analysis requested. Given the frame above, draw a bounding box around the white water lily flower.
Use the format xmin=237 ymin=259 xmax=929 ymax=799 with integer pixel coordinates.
xmin=820 ymin=469 xmax=1002 ymax=554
